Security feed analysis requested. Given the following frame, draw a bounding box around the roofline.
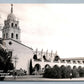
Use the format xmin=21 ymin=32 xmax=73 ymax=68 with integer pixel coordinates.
xmin=61 ymin=57 xmax=84 ymax=60
xmin=3 ymin=38 xmax=33 ymax=50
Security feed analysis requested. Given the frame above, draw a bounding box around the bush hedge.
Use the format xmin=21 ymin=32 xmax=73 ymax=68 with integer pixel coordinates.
xmin=43 ymin=65 xmax=84 ymax=78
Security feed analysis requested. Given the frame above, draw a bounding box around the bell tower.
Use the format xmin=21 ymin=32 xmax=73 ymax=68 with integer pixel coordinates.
xmin=2 ymin=4 xmax=21 ymax=42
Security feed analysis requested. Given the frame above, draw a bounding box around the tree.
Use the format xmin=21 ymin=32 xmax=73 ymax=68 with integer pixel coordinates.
xmin=60 ymin=65 xmax=67 ymax=78
xmin=72 ymin=66 xmax=79 ymax=78
xmin=78 ymin=67 xmax=84 ymax=77
xmin=29 ymin=59 xmax=33 ymax=75
xmin=43 ymin=68 xmax=54 ymax=78
xmin=65 ymin=66 xmax=72 ymax=78
xmin=0 ymin=45 xmax=14 ymax=80
xmin=43 ymin=65 xmax=61 ymax=78
xmin=53 ymin=65 xmax=61 ymax=78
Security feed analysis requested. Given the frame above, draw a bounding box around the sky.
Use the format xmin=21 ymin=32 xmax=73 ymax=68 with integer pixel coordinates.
xmin=0 ymin=4 xmax=84 ymax=58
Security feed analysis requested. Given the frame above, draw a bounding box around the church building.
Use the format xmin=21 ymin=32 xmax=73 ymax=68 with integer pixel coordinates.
xmin=2 ymin=4 xmax=33 ymax=74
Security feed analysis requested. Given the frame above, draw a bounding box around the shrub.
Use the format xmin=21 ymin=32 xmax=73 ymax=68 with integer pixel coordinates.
xmin=0 ymin=45 xmax=14 ymax=80
xmin=60 ymin=65 xmax=67 ymax=78
xmin=72 ymin=68 xmax=79 ymax=78
xmin=53 ymin=65 xmax=61 ymax=78
xmin=43 ymin=68 xmax=52 ymax=78
xmin=65 ymin=66 xmax=72 ymax=78
xmin=78 ymin=67 xmax=84 ymax=77
xmin=43 ymin=65 xmax=61 ymax=78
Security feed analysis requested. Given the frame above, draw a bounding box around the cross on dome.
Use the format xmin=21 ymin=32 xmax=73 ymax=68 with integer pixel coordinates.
xmin=11 ymin=4 xmax=13 ymax=13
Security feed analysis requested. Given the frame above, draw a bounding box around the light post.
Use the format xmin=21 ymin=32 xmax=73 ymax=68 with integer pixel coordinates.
xmin=12 ymin=56 xmax=18 ymax=79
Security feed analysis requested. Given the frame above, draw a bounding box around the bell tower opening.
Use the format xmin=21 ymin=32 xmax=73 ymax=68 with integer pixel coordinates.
xmin=11 ymin=23 xmax=14 ymax=27
xmin=11 ymin=33 xmax=14 ymax=38
xmin=16 ymin=34 xmax=18 ymax=39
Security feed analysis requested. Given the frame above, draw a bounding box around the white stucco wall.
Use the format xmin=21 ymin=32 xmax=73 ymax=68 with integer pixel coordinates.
xmin=32 ymin=59 xmax=84 ymax=70
xmin=3 ymin=39 xmax=33 ymax=74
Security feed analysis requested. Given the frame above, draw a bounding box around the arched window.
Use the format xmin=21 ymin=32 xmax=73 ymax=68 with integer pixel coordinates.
xmin=16 ymin=34 xmax=18 ymax=39
xmin=34 ymin=64 xmax=41 ymax=71
xmin=6 ymin=33 xmax=8 ymax=39
xmin=11 ymin=33 xmax=14 ymax=38
xmin=15 ymin=24 xmax=17 ymax=27
xmin=33 ymin=54 xmax=37 ymax=60
xmin=73 ymin=66 xmax=76 ymax=69
xmin=45 ymin=64 xmax=51 ymax=69
xmin=11 ymin=23 xmax=13 ymax=27
xmin=3 ymin=34 xmax=5 ymax=39
xmin=54 ymin=56 xmax=60 ymax=61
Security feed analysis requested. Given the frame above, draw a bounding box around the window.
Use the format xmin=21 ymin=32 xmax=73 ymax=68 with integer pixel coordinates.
xmin=9 ymin=41 xmax=12 ymax=45
xmin=16 ymin=34 xmax=18 ymax=39
xmin=73 ymin=60 xmax=76 ymax=64
xmin=82 ymin=61 xmax=84 ymax=64
xmin=6 ymin=33 xmax=8 ymax=39
xmin=54 ymin=56 xmax=60 ymax=61
xmin=11 ymin=23 xmax=13 ymax=27
xmin=3 ymin=34 xmax=5 ymax=39
xmin=66 ymin=60 xmax=71 ymax=63
xmin=61 ymin=60 xmax=65 ymax=63
xmin=11 ymin=33 xmax=14 ymax=38
xmin=78 ymin=60 xmax=81 ymax=64
xmin=15 ymin=24 xmax=17 ymax=27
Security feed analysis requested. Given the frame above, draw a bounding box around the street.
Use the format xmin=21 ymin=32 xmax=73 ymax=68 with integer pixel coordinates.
xmin=4 ymin=75 xmax=84 ymax=81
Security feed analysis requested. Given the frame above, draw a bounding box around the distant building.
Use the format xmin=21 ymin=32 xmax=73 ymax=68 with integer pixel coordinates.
xmin=32 ymin=49 xmax=84 ymax=74
xmin=1 ymin=4 xmax=84 ymax=75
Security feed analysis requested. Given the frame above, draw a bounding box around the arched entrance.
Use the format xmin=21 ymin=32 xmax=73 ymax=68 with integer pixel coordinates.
xmin=73 ymin=66 xmax=77 ymax=69
xmin=33 ymin=64 xmax=41 ymax=75
xmin=34 ymin=64 xmax=41 ymax=71
xmin=44 ymin=64 xmax=51 ymax=69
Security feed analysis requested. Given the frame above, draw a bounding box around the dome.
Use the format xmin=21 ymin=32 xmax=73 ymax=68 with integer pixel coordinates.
xmin=7 ymin=13 xmax=16 ymax=21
